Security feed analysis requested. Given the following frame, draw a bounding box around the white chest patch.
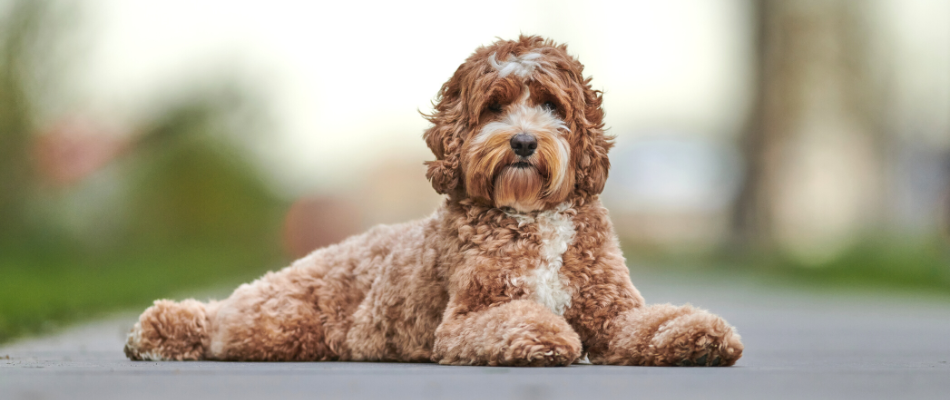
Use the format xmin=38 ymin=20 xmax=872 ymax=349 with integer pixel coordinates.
xmin=509 ymin=203 xmax=576 ymax=315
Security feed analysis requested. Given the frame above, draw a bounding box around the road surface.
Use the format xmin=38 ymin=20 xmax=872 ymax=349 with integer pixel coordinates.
xmin=2 ymin=271 xmax=949 ymax=400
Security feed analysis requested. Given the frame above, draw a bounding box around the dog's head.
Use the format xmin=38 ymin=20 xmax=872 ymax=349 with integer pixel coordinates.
xmin=423 ymin=35 xmax=611 ymax=212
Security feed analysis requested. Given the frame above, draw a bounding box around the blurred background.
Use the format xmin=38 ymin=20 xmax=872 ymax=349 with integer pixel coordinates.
xmin=1 ymin=0 xmax=948 ymax=343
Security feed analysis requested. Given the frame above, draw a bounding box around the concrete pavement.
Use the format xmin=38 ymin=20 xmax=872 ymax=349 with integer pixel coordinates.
xmin=2 ymin=271 xmax=949 ymax=400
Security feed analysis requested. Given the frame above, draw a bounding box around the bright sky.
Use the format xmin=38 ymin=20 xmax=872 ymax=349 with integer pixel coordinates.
xmin=65 ymin=0 xmax=751 ymax=195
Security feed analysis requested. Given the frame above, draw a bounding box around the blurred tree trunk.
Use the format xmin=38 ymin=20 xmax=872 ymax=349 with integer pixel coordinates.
xmin=0 ymin=1 xmax=42 ymax=242
xmin=732 ymin=0 xmax=886 ymax=259
xmin=731 ymin=0 xmax=772 ymax=249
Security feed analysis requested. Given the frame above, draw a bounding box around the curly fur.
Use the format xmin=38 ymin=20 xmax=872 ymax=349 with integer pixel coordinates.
xmin=125 ymin=35 xmax=743 ymax=367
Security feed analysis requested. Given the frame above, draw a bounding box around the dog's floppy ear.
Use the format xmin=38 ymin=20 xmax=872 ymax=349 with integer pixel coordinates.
xmin=422 ymin=71 xmax=466 ymax=195
xmin=423 ymin=125 xmax=461 ymax=195
xmin=575 ymin=82 xmax=613 ymax=196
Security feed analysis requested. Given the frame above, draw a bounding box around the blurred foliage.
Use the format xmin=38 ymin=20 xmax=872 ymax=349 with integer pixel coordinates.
xmin=0 ymin=0 xmax=287 ymax=343
xmin=125 ymin=100 xmax=282 ymax=247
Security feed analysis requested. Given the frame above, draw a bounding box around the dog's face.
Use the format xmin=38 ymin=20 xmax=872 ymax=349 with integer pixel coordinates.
xmin=423 ymin=36 xmax=612 ymax=212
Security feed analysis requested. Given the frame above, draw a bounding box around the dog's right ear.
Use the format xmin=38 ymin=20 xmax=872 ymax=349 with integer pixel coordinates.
xmin=423 ymin=126 xmax=460 ymax=195
xmin=422 ymin=74 xmax=465 ymax=195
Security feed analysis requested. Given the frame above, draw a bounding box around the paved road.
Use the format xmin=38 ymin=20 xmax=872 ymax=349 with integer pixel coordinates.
xmin=2 ymin=271 xmax=949 ymax=400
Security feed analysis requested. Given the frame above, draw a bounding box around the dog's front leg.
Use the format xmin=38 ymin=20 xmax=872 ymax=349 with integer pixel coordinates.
xmin=564 ymin=247 xmax=743 ymax=366
xmin=586 ymin=303 xmax=744 ymax=366
xmin=431 ymin=297 xmax=582 ymax=366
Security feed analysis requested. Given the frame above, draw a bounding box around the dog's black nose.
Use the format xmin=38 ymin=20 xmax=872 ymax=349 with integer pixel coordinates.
xmin=510 ymin=134 xmax=537 ymax=157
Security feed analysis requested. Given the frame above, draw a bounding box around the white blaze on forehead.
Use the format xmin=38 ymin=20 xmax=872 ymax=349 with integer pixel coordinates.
xmin=489 ymin=52 xmax=544 ymax=78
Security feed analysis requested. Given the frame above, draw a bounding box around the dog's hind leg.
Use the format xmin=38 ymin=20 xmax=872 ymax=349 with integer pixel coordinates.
xmin=124 ymin=299 xmax=217 ymax=361
xmin=203 ymin=275 xmax=337 ymax=362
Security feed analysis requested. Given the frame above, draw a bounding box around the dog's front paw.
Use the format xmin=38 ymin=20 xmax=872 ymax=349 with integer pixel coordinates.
xmin=432 ymin=300 xmax=582 ymax=367
xmin=500 ymin=328 xmax=582 ymax=366
xmin=650 ymin=308 xmax=743 ymax=367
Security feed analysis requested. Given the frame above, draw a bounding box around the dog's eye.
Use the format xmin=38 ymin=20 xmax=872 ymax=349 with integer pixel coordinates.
xmin=543 ymin=101 xmax=558 ymax=113
xmin=487 ymin=102 xmax=502 ymax=113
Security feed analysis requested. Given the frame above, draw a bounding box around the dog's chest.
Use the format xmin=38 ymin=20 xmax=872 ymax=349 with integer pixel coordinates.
xmin=510 ymin=205 xmax=576 ymax=315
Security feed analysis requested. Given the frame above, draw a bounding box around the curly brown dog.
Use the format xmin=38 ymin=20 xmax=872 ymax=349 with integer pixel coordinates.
xmin=124 ymin=35 xmax=743 ymax=367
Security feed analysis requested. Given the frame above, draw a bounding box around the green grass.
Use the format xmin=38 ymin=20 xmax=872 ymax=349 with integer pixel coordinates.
xmin=0 ymin=242 xmax=287 ymax=344
xmin=624 ymin=236 xmax=950 ymax=297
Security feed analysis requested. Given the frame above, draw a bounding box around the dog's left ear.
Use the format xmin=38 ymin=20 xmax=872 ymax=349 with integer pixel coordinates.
xmin=422 ymin=73 xmax=465 ymax=195
xmin=575 ymin=83 xmax=613 ymax=196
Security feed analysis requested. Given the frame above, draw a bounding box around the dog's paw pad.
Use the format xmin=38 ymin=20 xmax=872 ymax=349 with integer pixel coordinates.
xmin=695 ymin=354 xmax=708 ymax=365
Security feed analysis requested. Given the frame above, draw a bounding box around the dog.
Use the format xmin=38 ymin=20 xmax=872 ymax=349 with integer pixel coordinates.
xmin=124 ymin=35 xmax=743 ymax=366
